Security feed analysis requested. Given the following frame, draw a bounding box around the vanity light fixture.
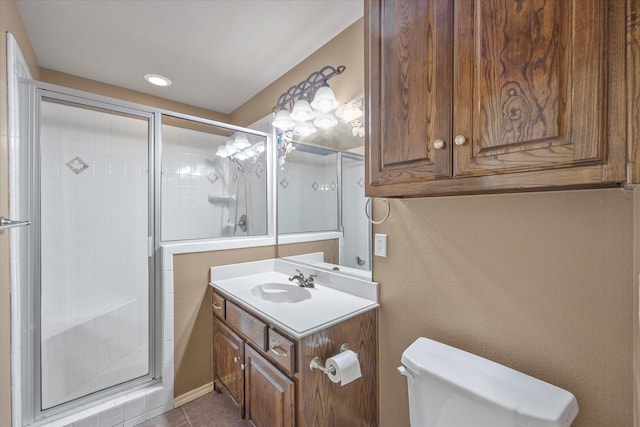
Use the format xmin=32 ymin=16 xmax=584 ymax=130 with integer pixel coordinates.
xmin=272 ymin=65 xmax=345 ymax=134
xmin=293 ymin=121 xmax=317 ymax=136
xmin=310 ymin=84 xmax=340 ymax=113
xmin=215 ymin=134 xmax=264 ymax=163
xmin=144 ymin=73 xmax=172 ymax=87
xmin=335 ymin=101 xmax=363 ymax=122
xmin=313 ymin=112 xmax=339 ymax=129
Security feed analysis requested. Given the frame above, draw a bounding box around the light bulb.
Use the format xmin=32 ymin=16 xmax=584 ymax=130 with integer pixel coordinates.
xmin=272 ymin=109 xmax=295 ymax=130
xmin=224 ymin=141 xmax=241 ymax=154
xmin=310 ymin=85 xmax=339 ymax=113
xmin=233 ymin=134 xmax=251 ymax=150
xmin=144 ymin=73 xmax=172 ymax=87
xmin=290 ymin=99 xmax=315 ymax=122
xmin=335 ymin=102 xmax=363 ymax=121
xmin=313 ymin=112 xmax=338 ymax=129
xmin=253 ymin=142 xmax=265 ymax=154
xmin=215 ymin=145 xmax=230 ymax=158
xmin=294 ymin=121 xmax=316 ymax=136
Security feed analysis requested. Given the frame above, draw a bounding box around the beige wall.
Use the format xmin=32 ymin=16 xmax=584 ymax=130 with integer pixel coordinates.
xmin=0 ymin=1 xmax=40 ymax=424
xmin=172 ymin=246 xmax=277 ymax=397
xmin=230 ymin=18 xmax=364 ymax=127
xmin=277 ymin=239 xmax=340 ymax=265
xmin=374 ymin=189 xmax=634 ymax=427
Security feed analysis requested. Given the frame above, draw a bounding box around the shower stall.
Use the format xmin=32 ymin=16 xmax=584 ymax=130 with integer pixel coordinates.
xmin=10 ymin=73 xmax=269 ymax=424
xmin=160 ymin=115 xmax=268 ymax=242
xmin=24 ymin=91 xmax=157 ymax=420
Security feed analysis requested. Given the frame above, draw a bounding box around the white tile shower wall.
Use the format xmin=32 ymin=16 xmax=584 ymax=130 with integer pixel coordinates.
xmin=161 ymin=125 xmax=268 ymax=241
xmin=39 ymin=101 xmax=150 ymax=409
xmin=161 ymin=125 xmax=226 ymax=240
xmin=278 ymin=152 xmax=338 ymax=233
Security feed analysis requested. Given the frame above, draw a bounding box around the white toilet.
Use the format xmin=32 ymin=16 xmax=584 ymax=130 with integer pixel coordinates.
xmin=398 ymin=337 xmax=579 ymax=427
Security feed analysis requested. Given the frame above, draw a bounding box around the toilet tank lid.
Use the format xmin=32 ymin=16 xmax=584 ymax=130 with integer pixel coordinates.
xmin=401 ymin=338 xmax=579 ymax=427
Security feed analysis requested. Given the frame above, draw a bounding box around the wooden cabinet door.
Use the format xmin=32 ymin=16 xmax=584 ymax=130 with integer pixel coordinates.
xmin=213 ymin=320 xmax=244 ymax=411
xmin=366 ymin=0 xmax=453 ymax=190
xmin=244 ymin=344 xmax=295 ymax=427
xmin=453 ymin=0 xmax=610 ymax=177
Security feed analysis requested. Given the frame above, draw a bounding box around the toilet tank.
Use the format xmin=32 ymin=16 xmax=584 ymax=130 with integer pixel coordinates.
xmin=399 ymin=338 xmax=579 ymax=427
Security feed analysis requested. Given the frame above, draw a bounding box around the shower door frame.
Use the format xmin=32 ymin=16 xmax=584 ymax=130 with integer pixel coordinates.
xmin=338 ymin=152 xmax=370 ymax=270
xmin=26 ymin=83 xmax=162 ymax=422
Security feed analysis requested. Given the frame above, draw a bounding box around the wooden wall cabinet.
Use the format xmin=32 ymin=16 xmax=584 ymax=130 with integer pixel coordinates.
xmin=365 ymin=0 xmax=627 ymax=197
xmin=211 ymin=290 xmax=378 ymax=427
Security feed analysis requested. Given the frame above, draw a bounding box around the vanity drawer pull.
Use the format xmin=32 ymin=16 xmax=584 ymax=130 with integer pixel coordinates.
xmin=211 ymin=293 xmax=226 ymax=319
xmin=268 ymin=328 xmax=295 ymax=375
xmin=270 ymin=344 xmax=288 ymax=357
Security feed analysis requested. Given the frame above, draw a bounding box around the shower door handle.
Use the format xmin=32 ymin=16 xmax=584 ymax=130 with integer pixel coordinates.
xmin=0 ymin=216 xmax=30 ymax=230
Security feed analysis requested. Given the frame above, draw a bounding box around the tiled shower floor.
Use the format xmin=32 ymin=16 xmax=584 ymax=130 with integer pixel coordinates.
xmin=136 ymin=393 xmax=245 ymax=427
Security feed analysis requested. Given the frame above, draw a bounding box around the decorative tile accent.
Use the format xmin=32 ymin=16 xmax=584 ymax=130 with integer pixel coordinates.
xmin=312 ymin=182 xmax=319 ymax=191
xmin=357 ymin=177 xmax=364 ymax=188
xmin=330 ymin=182 xmax=336 ymax=191
xmin=66 ymin=156 xmax=89 ymax=175
xmin=255 ymin=164 xmax=264 ymax=179
xmin=206 ymin=170 xmax=219 ymax=184
xmin=280 ymin=178 xmax=289 ymax=189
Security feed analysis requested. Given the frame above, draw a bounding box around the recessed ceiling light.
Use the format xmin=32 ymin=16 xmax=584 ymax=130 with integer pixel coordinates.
xmin=144 ymin=73 xmax=172 ymax=87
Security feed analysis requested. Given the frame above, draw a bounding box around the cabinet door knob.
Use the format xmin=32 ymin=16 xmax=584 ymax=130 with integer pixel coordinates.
xmin=454 ymin=135 xmax=467 ymax=146
xmin=433 ymin=139 xmax=445 ymax=150
xmin=233 ymin=356 xmax=238 ymax=364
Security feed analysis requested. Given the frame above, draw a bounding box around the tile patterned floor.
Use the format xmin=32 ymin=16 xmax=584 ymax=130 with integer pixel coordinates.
xmin=136 ymin=392 xmax=245 ymax=427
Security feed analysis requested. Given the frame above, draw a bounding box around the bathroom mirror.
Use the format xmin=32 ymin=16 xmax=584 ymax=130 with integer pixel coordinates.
xmin=275 ymin=97 xmax=372 ymax=279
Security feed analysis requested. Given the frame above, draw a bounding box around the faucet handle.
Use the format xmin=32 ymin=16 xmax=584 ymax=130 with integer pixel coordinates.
xmin=307 ymin=273 xmax=318 ymax=283
xmin=289 ymin=269 xmax=305 ymax=282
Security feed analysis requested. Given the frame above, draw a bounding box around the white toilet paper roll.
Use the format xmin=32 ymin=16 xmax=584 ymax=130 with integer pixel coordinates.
xmin=325 ymin=350 xmax=362 ymax=385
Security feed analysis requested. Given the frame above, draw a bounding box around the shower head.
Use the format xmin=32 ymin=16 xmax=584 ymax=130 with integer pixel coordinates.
xmin=231 ymin=157 xmax=245 ymax=174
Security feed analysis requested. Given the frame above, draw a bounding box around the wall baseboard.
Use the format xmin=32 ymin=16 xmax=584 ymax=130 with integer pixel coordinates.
xmin=173 ymin=382 xmax=213 ymax=408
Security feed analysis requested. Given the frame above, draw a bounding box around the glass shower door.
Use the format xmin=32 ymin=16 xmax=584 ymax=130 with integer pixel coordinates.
xmin=341 ymin=155 xmax=369 ymax=270
xmin=38 ymin=98 xmax=153 ymax=410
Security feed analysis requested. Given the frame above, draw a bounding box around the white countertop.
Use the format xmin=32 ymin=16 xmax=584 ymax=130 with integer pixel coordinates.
xmin=209 ymin=259 xmax=379 ymax=339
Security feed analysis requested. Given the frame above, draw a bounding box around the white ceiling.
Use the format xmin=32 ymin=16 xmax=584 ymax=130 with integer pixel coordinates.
xmin=16 ymin=0 xmax=363 ymax=114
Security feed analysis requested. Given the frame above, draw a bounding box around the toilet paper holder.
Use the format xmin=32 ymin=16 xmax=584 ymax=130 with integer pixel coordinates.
xmin=309 ymin=343 xmax=358 ymax=374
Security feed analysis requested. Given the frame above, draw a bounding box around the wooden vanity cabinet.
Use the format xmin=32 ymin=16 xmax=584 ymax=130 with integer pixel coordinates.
xmin=211 ymin=290 xmax=378 ymax=427
xmin=212 ymin=317 xmax=244 ymax=416
xmin=365 ymin=0 xmax=627 ymax=197
xmin=244 ymin=344 xmax=295 ymax=427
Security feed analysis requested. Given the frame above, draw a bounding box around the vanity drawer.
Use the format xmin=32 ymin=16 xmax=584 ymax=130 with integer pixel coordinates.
xmin=212 ymin=292 xmax=226 ymax=319
xmin=226 ymin=301 xmax=267 ymax=351
xmin=268 ymin=329 xmax=295 ymax=375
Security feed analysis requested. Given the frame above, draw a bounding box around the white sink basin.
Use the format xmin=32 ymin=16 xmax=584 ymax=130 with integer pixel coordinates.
xmin=251 ymin=282 xmax=312 ymax=303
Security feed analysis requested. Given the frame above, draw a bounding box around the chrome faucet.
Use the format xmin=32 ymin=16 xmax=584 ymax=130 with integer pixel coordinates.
xmin=288 ymin=269 xmax=317 ymax=288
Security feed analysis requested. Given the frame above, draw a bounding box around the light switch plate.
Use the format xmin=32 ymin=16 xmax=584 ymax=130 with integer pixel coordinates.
xmin=374 ymin=233 xmax=387 ymax=257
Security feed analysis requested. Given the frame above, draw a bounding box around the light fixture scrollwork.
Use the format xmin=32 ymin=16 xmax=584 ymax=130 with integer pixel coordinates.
xmin=272 ymin=65 xmax=346 ymax=135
